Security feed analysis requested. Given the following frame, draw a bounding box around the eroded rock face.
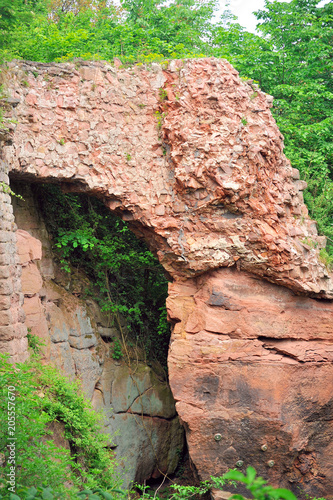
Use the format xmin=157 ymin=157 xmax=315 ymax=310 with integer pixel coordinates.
xmin=167 ymin=269 xmax=333 ymax=496
xmin=3 ymin=58 xmax=333 ymax=297
xmin=1 ymin=58 xmax=333 ymax=495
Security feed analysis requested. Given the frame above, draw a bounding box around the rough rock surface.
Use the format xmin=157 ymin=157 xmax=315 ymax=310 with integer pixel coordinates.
xmin=92 ymin=360 xmax=183 ymax=486
xmin=3 ymin=58 xmax=333 ymax=297
xmin=12 ymin=183 xmax=184 ymax=487
xmin=0 ymin=58 xmax=333 ymax=495
xmin=167 ymin=269 xmax=333 ymax=497
xmin=0 ymin=169 xmax=27 ymax=361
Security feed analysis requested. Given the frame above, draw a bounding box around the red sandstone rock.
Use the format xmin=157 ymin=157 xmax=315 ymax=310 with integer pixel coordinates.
xmin=1 ymin=58 xmax=333 ymax=496
xmin=167 ymin=268 xmax=333 ymax=497
xmin=16 ymin=229 xmax=42 ymax=264
xmin=3 ymin=58 xmax=333 ymax=298
xmin=20 ymin=262 xmax=43 ymax=295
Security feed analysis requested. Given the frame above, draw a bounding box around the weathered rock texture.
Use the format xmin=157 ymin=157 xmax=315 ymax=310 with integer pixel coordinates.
xmin=0 ymin=169 xmax=27 ymax=361
xmin=1 ymin=58 xmax=333 ymax=495
xmin=3 ymin=58 xmax=332 ymax=296
xmin=11 ymin=182 xmax=184 ymax=487
xmin=167 ymin=269 xmax=333 ymax=497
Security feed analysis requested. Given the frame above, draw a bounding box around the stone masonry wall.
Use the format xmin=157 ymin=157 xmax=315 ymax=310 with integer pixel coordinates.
xmin=0 ymin=164 xmax=27 ymax=361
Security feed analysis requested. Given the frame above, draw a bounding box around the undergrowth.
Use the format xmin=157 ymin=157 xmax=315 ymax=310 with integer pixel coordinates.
xmin=0 ymin=353 xmax=122 ymax=499
xmin=0 ymin=349 xmax=323 ymax=499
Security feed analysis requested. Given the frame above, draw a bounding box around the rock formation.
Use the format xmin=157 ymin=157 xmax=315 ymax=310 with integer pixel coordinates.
xmin=167 ymin=270 xmax=333 ymax=496
xmin=1 ymin=57 xmax=333 ymax=495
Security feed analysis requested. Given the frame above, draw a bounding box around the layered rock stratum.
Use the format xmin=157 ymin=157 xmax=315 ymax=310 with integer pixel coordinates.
xmin=1 ymin=58 xmax=333 ymax=496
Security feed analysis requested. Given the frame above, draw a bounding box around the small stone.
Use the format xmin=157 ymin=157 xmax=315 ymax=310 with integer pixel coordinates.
xmin=155 ymin=205 xmax=165 ymax=216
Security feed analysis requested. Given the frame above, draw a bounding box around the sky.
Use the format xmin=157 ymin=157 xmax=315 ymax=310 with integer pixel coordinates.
xmin=221 ymin=0 xmax=330 ymax=33
xmin=217 ymin=0 xmax=269 ymax=33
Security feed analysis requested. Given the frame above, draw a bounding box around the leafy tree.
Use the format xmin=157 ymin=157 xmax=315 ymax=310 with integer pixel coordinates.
xmin=253 ymin=0 xmax=333 ymax=250
xmin=2 ymin=0 xmax=218 ymax=62
xmin=121 ymin=0 xmax=217 ymax=55
xmin=0 ymin=353 xmax=122 ymax=498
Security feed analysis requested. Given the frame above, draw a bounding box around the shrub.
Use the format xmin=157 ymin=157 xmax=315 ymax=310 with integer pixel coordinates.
xmin=0 ymin=354 xmax=121 ymax=499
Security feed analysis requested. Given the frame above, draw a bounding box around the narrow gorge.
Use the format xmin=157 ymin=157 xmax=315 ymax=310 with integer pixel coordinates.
xmin=1 ymin=57 xmax=332 ymax=497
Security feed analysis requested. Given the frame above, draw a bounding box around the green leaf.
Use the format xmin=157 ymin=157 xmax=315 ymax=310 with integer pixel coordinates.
xmin=41 ymin=489 xmax=55 ymax=500
xmin=222 ymin=470 xmax=246 ymax=481
xmin=246 ymin=466 xmax=256 ymax=483
xmin=26 ymin=488 xmax=38 ymax=495
xmin=273 ymin=489 xmax=298 ymax=500
xmin=96 ymin=493 xmax=114 ymax=500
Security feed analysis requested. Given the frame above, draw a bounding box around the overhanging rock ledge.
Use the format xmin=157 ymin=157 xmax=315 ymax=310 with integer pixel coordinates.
xmin=2 ymin=57 xmax=333 ymax=297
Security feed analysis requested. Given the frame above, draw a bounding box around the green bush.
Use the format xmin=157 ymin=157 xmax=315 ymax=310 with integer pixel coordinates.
xmin=211 ymin=467 xmax=297 ymax=500
xmin=133 ymin=466 xmax=303 ymax=500
xmin=0 ymin=483 xmax=125 ymax=500
xmin=0 ymin=354 xmax=121 ymax=499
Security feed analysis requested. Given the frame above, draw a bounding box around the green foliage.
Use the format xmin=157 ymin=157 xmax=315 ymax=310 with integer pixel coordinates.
xmin=168 ymin=482 xmax=211 ymax=500
xmin=111 ymin=339 xmax=123 ymax=360
xmin=26 ymin=332 xmax=45 ymax=356
xmin=155 ymin=110 xmax=166 ymax=130
xmin=76 ymin=487 xmax=126 ymax=499
xmin=0 ymin=0 xmax=47 ymax=53
xmin=0 ymin=182 xmax=23 ymax=200
xmin=319 ymin=248 xmax=333 ymax=271
xmin=35 ymin=185 xmax=170 ymax=367
xmin=0 ymin=354 xmax=121 ymax=499
xmin=159 ymin=88 xmax=168 ymax=101
xmin=211 ymin=467 xmax=298 ymax=500
xmin=133 ymin=467 xmax=302 ymax=500
xmin=0 ymin=355 xmax=74 ymax=498
xmin=0 ymin=482 xmax=125 ymax=499
xmin=0 ymin=0 xmax=216 ymax=63
xmin=211 ymin=0 xmax=333 ymax=256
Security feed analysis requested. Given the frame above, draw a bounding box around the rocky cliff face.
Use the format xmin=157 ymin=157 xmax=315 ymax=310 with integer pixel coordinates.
xmin=167 ymin=270 xmax=333 ymax=496
xmin=1 ymin=58 xmax=333 ymax=495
